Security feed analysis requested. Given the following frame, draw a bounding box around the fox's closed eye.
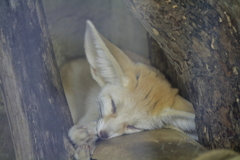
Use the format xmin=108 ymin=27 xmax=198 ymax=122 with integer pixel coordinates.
xmin=111 ymin=99 xmax=116 ymax=114
xmin=127 ymin=125 xmax=140 ymax=130
xmin=98 ymin=100 xmax=103 ymax=117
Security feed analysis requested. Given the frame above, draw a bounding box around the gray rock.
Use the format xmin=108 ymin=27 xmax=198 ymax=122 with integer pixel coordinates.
xmin=93 ymin=129 xmax=207 ymax=160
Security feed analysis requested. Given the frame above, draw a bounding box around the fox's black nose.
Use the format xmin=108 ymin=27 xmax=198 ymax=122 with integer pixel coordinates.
xmin=99 ymin=130 xmax=108 ymax=139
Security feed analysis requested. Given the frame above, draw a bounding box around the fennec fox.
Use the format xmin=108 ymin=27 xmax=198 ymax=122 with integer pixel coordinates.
xmin=60 ymin=20 xmax=197 ymax=159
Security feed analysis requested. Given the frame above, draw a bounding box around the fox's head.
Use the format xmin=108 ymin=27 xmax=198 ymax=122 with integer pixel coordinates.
xmin=84 ymin=21 xmax=196 ymax=140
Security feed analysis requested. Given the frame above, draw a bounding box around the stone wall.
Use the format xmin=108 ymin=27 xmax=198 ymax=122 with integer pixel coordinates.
xmin=42 ymin=0 xmax=148 ymax=66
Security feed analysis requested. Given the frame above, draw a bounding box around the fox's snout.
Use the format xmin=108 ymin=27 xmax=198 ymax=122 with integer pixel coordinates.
xmin=97 ymin=118 xmax=124 ymax=140
xmin=98 ymin=130 xmax=109 ymax=139
xmin=97 ymin=118 xmax=112 ymax=139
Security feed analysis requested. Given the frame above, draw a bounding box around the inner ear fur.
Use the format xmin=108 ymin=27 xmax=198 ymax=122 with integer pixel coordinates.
xmin=84 ymin=20 xmax=135 ymax=87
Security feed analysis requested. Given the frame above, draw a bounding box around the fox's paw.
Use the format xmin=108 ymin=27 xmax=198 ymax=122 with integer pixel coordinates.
xmin=69 ymin=122 xmax=97 ymax=145
xmin=74 ymin=144 xmax=94 ymax=160
xmin=69 ymin=122 xmax=98 ymax=159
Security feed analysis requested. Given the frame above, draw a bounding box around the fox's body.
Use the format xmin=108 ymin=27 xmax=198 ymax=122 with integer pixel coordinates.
xmin=61 ymin=59 xmax=100 ymax=125
xmin=61 ymin=21 xmax=197 ymax=159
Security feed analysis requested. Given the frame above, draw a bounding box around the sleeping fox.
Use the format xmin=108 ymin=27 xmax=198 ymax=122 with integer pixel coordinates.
xmin=60 ymin=20 xmax=197 ymax=160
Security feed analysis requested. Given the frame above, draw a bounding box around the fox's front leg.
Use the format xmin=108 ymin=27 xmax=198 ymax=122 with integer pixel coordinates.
xmin=69 ymin=122 xmax=98 ymax=160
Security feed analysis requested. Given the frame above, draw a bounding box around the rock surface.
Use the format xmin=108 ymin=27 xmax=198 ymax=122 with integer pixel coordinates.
xmin=93 ymin=129 xmax=206 ymax=160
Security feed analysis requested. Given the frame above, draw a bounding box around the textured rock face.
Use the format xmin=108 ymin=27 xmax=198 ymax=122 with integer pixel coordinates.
xmin=0 ymin=100 xmax=16 ymax=160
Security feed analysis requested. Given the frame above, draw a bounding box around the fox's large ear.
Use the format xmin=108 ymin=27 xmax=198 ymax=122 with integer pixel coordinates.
xmin=159 ymin=96 xmax=197 ymax=140
xmin=84 ymin=20 xmax=134 ymax=87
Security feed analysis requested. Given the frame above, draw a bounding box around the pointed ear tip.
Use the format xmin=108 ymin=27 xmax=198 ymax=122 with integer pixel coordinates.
xmin=86 ymin=20 xmax=91 ymax=25
xmin=86 ymin=20 xmax=95 ymax=29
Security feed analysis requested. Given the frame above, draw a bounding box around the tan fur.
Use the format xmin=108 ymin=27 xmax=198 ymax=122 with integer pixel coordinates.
xmin=60 ymin=59 xmax=100 ymax=124
xmin=124 ymin=63 xmax=184 ymax=116
xmin=62 ymin=20 xmax=197 ymax=160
